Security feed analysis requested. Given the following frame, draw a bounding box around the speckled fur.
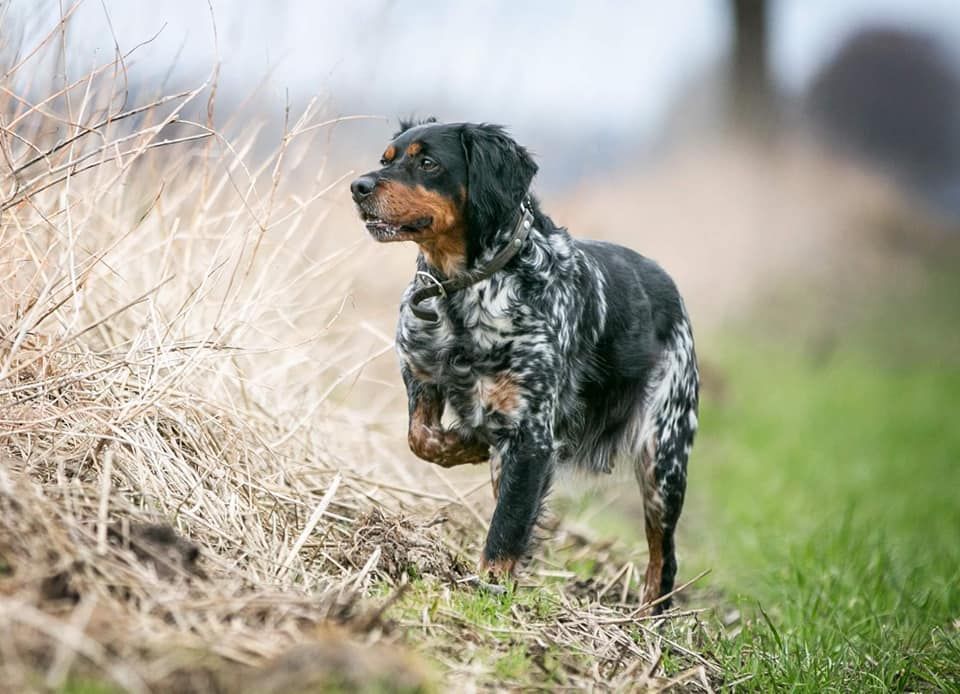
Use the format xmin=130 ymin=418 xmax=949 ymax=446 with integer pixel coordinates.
xmin=352 ymin=121 xmax=699 ymax=610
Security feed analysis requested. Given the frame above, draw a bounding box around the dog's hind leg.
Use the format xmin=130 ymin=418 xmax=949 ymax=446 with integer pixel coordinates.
xmin=635 ymin=321 xmax=699 ymax=613
xmin=637 ymin=433 xmax=690 ymax=612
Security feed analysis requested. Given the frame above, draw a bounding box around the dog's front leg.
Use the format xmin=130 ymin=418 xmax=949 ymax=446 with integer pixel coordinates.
xmin=480 ymin=421 xmax=553 ymax=576
xmin=403 ymin=368 xmax=490 ymax=467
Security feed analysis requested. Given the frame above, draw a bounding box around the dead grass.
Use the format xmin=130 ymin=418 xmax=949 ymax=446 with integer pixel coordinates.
xmin=0 ymin=8 xmax=716 ymax=692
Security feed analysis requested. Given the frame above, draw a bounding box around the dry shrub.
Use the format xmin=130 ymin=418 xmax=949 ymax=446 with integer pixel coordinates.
xmin=0 ymin=7 xmax=442 ymax=691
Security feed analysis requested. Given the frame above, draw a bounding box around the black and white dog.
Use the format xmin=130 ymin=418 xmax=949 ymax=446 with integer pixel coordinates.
xmin=351 ymin=119 xmax=699 ymax=611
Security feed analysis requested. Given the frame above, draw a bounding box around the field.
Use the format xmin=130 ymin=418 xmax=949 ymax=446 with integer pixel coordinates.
xmin=693 ymin=292 xmax=960 ymax=691
xmin=2 ymin=18 xmax=960 ymax=693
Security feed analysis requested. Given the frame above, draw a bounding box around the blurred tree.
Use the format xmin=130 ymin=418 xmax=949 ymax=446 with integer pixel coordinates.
xmin=730 ymin=0 xmax=774 ymax=132
xmin=808 ymin=28 xmax=960 ymax=217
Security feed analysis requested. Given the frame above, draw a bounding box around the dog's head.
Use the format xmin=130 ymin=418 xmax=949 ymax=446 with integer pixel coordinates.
xmin=350 ymin=119 xmax=537 ymax=276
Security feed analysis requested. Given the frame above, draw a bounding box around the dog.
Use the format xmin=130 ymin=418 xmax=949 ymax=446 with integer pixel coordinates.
xmin=351 ymin=119 xmax=699 ymax=611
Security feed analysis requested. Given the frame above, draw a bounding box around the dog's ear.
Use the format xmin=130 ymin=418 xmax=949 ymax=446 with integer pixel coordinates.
xmin=394 ymin=116 xmax=437 ymax=138
xmin=459 ymin=124 xmax=538 ymax=237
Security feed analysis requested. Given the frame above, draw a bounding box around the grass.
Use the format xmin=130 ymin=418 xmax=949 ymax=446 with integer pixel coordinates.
xmin=365 ymin=556 xmax=713 ymax=689
xmin=59 ymin=680 xmax=122 ymax=694
xmin=688 ymin=303 xmax=960 ymax=691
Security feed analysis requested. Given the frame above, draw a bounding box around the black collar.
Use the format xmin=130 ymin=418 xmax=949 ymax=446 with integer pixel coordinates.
xmin=408 ymin=198 xmax=534 ymax=322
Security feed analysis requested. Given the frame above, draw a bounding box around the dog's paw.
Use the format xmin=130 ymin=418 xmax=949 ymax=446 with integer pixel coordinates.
xmin=478 ymin=555 xmax=517 ymax=580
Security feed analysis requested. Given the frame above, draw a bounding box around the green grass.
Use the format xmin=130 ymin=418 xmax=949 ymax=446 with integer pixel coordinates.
xmin=691 ymin=332 xmax=960 ymax=691
xmin=58 ymin=679 xmax=122 ymax=694
xmin=376 ymin=577 xmax=577 ymax=686
xmin=493 ymin=646 xmax=535 ymax=681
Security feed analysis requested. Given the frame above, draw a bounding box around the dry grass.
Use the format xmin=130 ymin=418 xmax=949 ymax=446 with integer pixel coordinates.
xmin=0 ymin=9 xmax=716 ymax=692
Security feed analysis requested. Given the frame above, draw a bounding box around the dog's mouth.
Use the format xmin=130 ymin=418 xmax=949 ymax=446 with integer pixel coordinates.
xmin=360 ymin=211 xmax=432 ymax=241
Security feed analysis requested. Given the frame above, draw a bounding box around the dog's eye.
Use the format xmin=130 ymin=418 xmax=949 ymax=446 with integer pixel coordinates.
xmin=420 ymin=157 xmax=439 ymax=172
xmin=379 ymin=157 xmax=389 ymax=166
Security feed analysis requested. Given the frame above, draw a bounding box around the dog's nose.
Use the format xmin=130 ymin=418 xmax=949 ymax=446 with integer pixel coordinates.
xmin=350 ymin=175 xmax=377 ymax=201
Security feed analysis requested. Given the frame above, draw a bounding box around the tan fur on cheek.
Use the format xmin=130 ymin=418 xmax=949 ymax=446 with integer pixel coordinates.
xmin=375 ymin=180 xmax=459 ymax=231
xmin=374 ymin=180 xmax=467 ymax=276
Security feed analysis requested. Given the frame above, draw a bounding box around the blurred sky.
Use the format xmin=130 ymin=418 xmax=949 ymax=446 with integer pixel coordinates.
xmin=9 ymin=0 xmax=959 ymax=142
xmin=6 ymin=0 xmax=960 ymax=192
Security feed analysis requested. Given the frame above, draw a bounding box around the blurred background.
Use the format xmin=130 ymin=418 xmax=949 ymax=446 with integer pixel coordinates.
xmin=4 ymin=0 xmax=958 ymax=677
xmin=10 ymin=0 xmax=958 ymax=323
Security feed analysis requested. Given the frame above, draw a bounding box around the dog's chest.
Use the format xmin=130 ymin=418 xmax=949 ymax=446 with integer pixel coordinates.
xmin=397 ymin=278 xmax=523 ymax=422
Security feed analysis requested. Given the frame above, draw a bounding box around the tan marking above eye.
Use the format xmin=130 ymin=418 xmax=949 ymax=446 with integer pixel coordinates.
xmin=382 ymin=144 xmax=397 ymax=163
xmin=406 ymin=142 xmax=422 ymax=156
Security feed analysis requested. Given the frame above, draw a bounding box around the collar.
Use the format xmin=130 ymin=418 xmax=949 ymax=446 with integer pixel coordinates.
xmin=408 ymin=197 xmax=534 ymax=322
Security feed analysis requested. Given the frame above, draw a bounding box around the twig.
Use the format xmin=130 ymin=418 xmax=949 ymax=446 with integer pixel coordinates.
xmin=456 ymin=574 xmax=508 ymax=595
xmin=277 ymin=473 xmax=341 ymax=579
xmin=96 ymin=446 xmax=113 ymax=554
